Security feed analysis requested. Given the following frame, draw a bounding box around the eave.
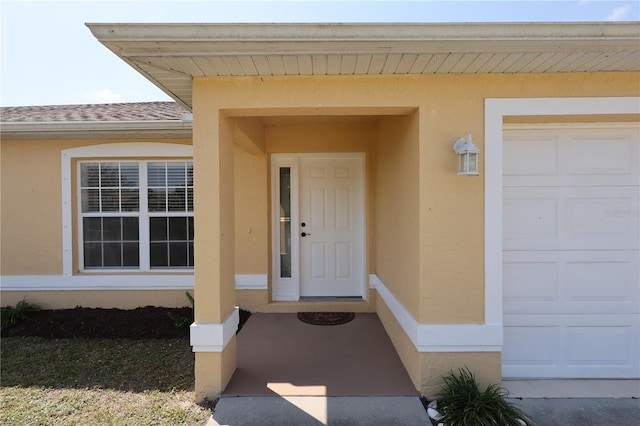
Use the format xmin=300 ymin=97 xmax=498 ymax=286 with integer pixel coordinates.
xmin=86 ymin=22 xmax=640 ymax=108
xmin=0 ymin=120 xmax=193 ymax=140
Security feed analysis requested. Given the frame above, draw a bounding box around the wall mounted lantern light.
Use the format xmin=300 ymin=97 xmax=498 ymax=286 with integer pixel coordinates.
xmin=453 ymin=133 xmax=480 ymax=176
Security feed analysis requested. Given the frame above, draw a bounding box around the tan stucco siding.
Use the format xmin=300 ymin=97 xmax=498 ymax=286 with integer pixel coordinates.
xmin=415 ymin=72 xmax=639 ymax=324
xmin=234 ymin=145 xmax=269 ymax=274
xmin=375 ymin=290 xmax=421 ymax=390
xmin=194 ymin=72 xmax=638 ymax=326
xmin=0 ymin=138 xmax=192 ymax=276
xmin=376 ymin=114 xmax=421 ymax=319
xmin=1 ymin=139 xmax=64 ymax=275
xmin=420 ymin=352 xmax=502 ymax=399
xmin=192 ymin=107 xmax=236 ymax=323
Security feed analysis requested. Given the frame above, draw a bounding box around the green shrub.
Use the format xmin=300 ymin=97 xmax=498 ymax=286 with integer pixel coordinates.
xmin=1 ymin=298 xmax=41 ymax=331
xmin=438 ymin=367 xmax=534 ymax=426
xmin=167 ymin=292 xmax=194 ymax=328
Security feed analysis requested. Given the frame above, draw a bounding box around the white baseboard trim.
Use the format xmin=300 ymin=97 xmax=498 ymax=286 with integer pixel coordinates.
xmin=0 ymin=274 xmax=194 ymax=291
xmin=235 ymin=274 xmax=268 ymax=290
xmin=370 ymin=274 xmax=502 ymax=353
xmin=1 ymin=274 xmax=267 ymax=291
xmin=190 ymin=307 xmax=239 ymax=352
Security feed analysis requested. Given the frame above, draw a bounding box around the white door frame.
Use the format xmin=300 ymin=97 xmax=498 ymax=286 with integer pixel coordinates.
xmin=271 ymin=153 xmax=366 ymax=301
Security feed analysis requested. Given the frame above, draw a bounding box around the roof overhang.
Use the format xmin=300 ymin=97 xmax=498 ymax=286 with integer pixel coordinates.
xmin=87 ymin=22 xmax=640 ymax=109
xmin=1 ymin=120 xmax=193 ymax=140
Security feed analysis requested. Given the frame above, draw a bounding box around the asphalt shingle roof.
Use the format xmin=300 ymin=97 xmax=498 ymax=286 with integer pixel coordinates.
xmin=0 ymin=102 xmax=189 ymax=123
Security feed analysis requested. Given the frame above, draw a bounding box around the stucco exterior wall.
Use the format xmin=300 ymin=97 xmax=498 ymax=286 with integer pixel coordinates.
xmin=0 ymin=138 xmax=192 ymax=275
xmin=2 ymin=71 xmax=637 ymax=397
xmin=234 ymin=145 xmax=269 ymax=274
xmin=1 ymin=139 xmax=65 ymax=275
xmin=376 ymin=114 xmax=421 ymax=319
xmin=195 ymin=72 xmax=638 ymax=328
xmin=190 ymin=71 xmax=637 ymax=395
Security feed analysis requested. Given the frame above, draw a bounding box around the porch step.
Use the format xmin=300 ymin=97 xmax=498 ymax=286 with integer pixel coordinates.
xmin=210 ymin=396 xmax=430 ymax=426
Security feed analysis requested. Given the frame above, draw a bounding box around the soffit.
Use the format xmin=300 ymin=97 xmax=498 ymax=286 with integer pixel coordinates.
xmin=87 ymin=22 xmax=640 ymax=109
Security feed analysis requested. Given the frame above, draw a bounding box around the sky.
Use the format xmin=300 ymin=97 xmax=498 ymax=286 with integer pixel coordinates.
xmin=1 ymin=0 xmax=638 ymax=107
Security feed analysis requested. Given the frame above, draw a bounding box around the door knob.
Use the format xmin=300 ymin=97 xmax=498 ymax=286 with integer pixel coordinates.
xmin=301 ymin=232 xmax=311 ymax=237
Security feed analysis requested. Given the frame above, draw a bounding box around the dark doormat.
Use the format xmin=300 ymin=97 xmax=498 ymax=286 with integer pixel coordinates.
xmin=297 ymin=312 xmax=355 ymax=326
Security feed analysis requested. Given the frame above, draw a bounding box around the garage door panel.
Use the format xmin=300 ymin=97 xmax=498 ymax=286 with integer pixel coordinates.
xmin=568 ymin=135 xmax=635 ymax=176
xmin=566 ymin=326 xmax=632 ymax=366
xmin=503 ymin=326 xmax=560 ymax=368
xmin=503 ymin=261 xmax=557 ymax=303
xmin=503 ymin=125 xmax=639 ymax=379
xmin=504 ymin=316 xmax=639 ymax=378
xmin=504 ymin=187 xmax=638 ymax=251
xmin=504 ymin=136 xmax=558 ymax=176
xmin=566 ymin=196 xmax=636 ymax=240
xmin=565 ymin=261 xmax=636 ymax=304
xmin=503 ymin=197 xmax=558 ymax=239
xmin=504 ymin=127 xmax=639 ymax=177
xmin=504 ymin=251 xmax=639 ymax=315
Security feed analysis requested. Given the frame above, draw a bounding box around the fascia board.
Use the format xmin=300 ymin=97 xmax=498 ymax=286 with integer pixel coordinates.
xmin=86 ymin=22 xmax=640 ymax=43
xmin=1 ymin=121 xmax=193 ymax=140
xmin=87 ymin=22 xmax=640 ymax=57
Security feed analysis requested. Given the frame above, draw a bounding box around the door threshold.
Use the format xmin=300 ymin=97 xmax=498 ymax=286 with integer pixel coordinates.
xmin=265 ymin=298 xmax=373 ymax=313
xmin=300 ymin=296 xmax=364 ymax=302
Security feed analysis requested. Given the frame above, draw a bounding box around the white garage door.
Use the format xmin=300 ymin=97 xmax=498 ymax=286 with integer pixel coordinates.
xmin=502 ymin=124 xmax=639 ymax=379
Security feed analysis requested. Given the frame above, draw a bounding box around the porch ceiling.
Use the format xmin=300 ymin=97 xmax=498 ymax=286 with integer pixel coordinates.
xmin=87 ymin=22 xmax=640 ymax=110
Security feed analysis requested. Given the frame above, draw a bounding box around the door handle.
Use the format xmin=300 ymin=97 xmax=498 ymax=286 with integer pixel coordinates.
xmin=301 ymin=232 xmax=311 ymax=237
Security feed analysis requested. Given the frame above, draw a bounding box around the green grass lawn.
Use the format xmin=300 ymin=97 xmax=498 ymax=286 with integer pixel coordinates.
xmin=0 ymin=337 xmax=212 ymax=425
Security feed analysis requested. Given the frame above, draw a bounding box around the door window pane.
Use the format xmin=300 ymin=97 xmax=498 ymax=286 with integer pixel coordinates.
xmin=279 ymin=167 xmax=292 ymax=278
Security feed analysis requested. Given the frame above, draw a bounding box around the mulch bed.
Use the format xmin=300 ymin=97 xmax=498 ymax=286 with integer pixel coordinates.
xmin=2 ymin=306 xmax=252 ymax=339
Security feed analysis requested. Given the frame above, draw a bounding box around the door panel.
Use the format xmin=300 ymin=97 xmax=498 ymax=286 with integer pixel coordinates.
xmin=299 ymin=156 xmax=364 ymax=297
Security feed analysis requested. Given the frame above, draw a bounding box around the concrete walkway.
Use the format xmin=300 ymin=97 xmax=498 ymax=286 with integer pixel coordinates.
xmin=209 ymin=396 xmax=429 ymax=426
xmin=209 ymin=397 xmax=640 ymax=426
xmin=513 ymin=398 xmax=640 ymax=426
xmin=224 ymin=313 xmax=416 ymax=397
xmin=209 ymin=314 xmax=640 ymax=425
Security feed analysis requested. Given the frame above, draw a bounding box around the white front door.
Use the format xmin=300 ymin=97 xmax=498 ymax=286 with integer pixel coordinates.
xmin=272 ymin=154 xmax=365 ymax=300
xmin=299 ymin=156 xmax=365 ymax=297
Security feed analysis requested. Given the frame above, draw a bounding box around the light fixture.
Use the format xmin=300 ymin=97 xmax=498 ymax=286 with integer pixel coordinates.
xmin=453 ymin=133 xmax=480 ymax=176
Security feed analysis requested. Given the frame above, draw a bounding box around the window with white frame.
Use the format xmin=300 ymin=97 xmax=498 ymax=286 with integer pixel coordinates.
xmin=79 ymin=160 xmax=194 ymax=271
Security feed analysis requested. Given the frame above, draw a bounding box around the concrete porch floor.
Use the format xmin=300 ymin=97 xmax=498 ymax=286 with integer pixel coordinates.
xmin=223 ymin=313 xmax=417 ymax=397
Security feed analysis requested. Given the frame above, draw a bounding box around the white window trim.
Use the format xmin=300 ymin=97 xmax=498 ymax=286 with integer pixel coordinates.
xmin=77 ymin=160 xmax=194 ymax=272
xmin=62 ymin=143 xmax=193 ymax=276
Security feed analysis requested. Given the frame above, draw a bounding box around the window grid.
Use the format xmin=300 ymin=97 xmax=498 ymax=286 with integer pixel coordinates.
xmin=78 ymin=160 xmax=194 ymax=272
